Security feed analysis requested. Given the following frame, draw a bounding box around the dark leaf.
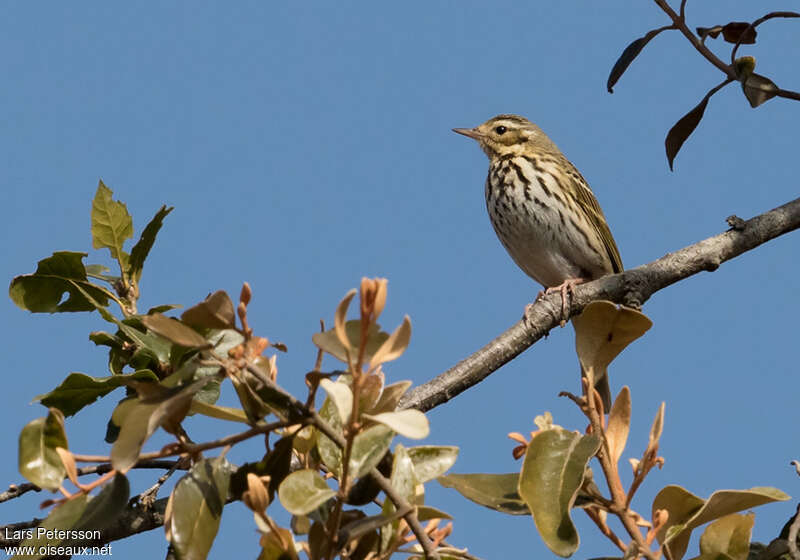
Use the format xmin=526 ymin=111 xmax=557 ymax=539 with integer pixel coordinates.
xmin=71 ymin=474 xmax=130 ymax=536
xmin=664 ymin=76 xmax=734 ymax=171
xmin=128 ymin=205 xmax=173 ymax=283
xmin=741 ymin=72 xmax=779 ymax=108
xmin=721 ymin=22 xmax=756 ymax=44
xmin=696 ymin=26 xmax=723 ymax=40
xmin=17 ymin=496 xmax=89 ymax=556
xmin=146 ymin=304 xmax=181 ymax=314
xmin=607 ymin=26 xmax=671 ymax=93
xmin=35 ymin=370 xmax=158 ymax=417
xmin=9 ymin=252 xmax=113 ymax=313
xmin=231 ymin=435 xmax=295 ymax=502
xmin=666 ymin=97 xmax=709 ymax=170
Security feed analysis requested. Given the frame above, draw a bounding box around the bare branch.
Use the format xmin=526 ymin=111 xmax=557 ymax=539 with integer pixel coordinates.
xmin=0 ymin=460 xmax=181 ymax=504
xmin=400 ymin=196 xmax=800 ymax=412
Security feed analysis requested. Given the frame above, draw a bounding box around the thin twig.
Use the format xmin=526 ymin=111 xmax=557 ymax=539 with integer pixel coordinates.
xmin=0 ymin=460 xmax=181 ymax=503
xmin=652 ymin=0 xmax=735 ymax=78
xmin=585 ymin=507 xmax=627 ymax=552
xmin=730 ymin=11 xmax=800 ymax=64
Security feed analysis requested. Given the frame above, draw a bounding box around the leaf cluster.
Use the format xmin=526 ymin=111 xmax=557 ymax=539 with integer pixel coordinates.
xmin=8 ymin=184 xmax=464 ymax=560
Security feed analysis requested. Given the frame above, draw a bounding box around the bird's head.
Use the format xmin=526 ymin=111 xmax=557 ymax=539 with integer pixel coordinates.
xmin=453 ymin=114 xmax=556 ymax=159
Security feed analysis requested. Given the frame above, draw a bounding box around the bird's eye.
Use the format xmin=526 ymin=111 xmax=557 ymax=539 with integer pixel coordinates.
xmin=495 ymin=126 xmax=507 ymax=135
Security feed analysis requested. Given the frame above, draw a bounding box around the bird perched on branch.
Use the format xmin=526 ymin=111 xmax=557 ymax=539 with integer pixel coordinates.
xmin=454 ymin=114 xmax=623 ymax=408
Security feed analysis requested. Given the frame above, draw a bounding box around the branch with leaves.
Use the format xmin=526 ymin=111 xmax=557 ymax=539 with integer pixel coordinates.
xmin=606 ymin=1 xmax=799 ymax=168
xmin=6 ymin=183 xmax=466 ymax=560
xmin=6 ymin=184 xmax=800 ymax=560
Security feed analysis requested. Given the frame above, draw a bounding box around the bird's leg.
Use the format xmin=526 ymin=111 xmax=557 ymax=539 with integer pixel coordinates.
xmin=545 ymin=278 xmax=588 ymax=325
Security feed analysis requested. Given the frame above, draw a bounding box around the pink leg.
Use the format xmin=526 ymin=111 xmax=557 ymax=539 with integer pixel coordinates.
xmin=545 ymin=278 xmax=588 ymax=324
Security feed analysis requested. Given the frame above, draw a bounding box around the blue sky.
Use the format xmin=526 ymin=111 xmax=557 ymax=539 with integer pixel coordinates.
xmin=2 ymin=2 xmax=799 ymax=558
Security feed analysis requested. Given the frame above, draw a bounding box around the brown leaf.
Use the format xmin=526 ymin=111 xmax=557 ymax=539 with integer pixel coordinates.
xmin=664 ymin=77 xmax=735 ymax=170
xmin=181 ymin=290 xmax=235 ymax=330
xmin=607 ymin=26 xmax=672 ymax=93
xmin=696 ymin=26 xmax=723 ymax=40
xmin=369 ymin=315 xmax=412 ymax=368
xmin=646 ymin=402 xmax=666 ymax=457
xmin=606 ymin=386 xmax=632 ymax=466
xmin=573 ymin=302 xmax=652 ymax=405
xmin=334 ymin=289 xmax=357 ymax=354
xmin=721 ymin=22 xmax=756 ymax=44
xmin=665 ymin=96 xmax=709 ymax=171
xmin=141 ymin=313 xmax=210 ymax=349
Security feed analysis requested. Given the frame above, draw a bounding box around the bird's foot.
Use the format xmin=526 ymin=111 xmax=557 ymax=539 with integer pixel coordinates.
xmin=545 ymin=278 xmax=588 ymax=326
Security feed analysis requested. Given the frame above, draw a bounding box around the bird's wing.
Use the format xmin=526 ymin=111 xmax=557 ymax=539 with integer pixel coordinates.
xmin=565 ymin=160 xmax=624 ymax=273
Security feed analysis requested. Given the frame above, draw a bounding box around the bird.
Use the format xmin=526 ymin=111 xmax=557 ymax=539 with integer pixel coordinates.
xmin=453 ymin=114 xmax=623 ymax=409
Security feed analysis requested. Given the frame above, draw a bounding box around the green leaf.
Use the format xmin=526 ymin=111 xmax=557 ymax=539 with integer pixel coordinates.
xmin=18 ymin=409 xmax=69 ymax=490
xmin=312 ymin=320 xmax=390 ymax=364
xmin=416 ymin=505 xmax=453 ymax=521
xmin=91 ymin=180 xmax=133 ymax=265
xmin=407 ymin=446 xmax=459 ymax=483
xmin=166 ymin=456 xmax=233 ymax=560
xmin=140 ymin=313 xmax=210 ymax=349
xmin=692 ymin=513 xmax=754 ymax=560
xmin=128 ymin=205 xmax=173 ymax=283
xmin=654 ymin=485 xmax=789 ymax=560
xmin=380 ymin=443 xmax=419 ymax=551
xmin=363 ymin=410 xmax=429 ymax=440
xmin=438 ymin=473 xmax=529 ymax=515
xmin=189 ymin=401 xmax=249 ymax=423
xmin=190 ymin=329 xmax=243 ymax=407
xmin=9 ymin=252 xmax=114 ymax=313
xmin=35 ymin=370 xmax=158 ymax=417
xmin=111 ymin=379 xmax=206 ymax=473
xmin=278 ymin=469 xmax=336 ymax=515
xmin=370 ymin=380 xmax=412 ymax=414
xmin=317 ymin=394 xmax=344 ymax=477
xmin=72 ymin=473 xmax=130 ymax=535
xmin=181 ymin=290 xmax=236 ymax=330
xmin=518 ymin=429 xmax=602 ymax=557
xmin=319 ymin=378 xmax=353 ymax=424
xmin=14 ymin=495 xmax=88 ymax=559
xmin=349 ymin=424 xmax=394 ymax=479
xmin=84 ymin=263 xmax=120 ymax=284
xmin=388 ymin=443 xmax=417 ymax=503
xmin=118 ymin=320 xmax=172 ymax=366
xmin=105 ymin=398 xmax=136 ymax=444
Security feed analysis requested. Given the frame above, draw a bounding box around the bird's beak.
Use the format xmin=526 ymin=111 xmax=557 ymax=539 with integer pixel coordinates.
xmin=452 ymin=127 xmax=483 ymax=141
